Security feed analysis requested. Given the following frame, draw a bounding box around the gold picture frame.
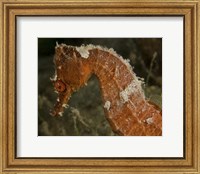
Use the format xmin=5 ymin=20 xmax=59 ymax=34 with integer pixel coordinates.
xmin=0 ymin=0 xmax=199 ymax=173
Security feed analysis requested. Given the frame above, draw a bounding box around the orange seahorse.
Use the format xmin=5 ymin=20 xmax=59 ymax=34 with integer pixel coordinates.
xmin=50 ymin=43 xmax=162 ymax=136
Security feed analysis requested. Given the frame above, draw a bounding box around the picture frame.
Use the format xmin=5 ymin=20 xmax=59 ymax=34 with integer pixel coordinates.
xmin=0 ymin=0 xmax=199 ymax=173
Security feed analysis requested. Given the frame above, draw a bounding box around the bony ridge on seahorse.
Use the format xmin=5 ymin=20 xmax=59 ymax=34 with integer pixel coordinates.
xmin=50 ymin=43 xmax=162 ymax=136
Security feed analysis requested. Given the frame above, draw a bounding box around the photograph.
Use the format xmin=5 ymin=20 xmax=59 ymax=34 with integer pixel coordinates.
xmin=38 ymin=38 xmax=162 ymax=136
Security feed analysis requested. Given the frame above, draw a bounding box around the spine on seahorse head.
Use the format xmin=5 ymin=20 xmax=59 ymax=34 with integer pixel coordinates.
xmin=52 ymin=44 xmax=162 ymax=136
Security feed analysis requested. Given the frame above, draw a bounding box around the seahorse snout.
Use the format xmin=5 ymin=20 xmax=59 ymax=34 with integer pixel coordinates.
xmin=50 ymin=79 xmax=72 ymax=117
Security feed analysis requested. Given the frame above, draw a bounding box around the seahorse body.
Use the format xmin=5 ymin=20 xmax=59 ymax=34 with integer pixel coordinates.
xmin=50 ymin=44 xmax=162 ymax=136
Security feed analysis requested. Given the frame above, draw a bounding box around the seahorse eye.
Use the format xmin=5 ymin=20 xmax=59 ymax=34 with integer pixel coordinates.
xmin=54 ymin=80 xmax=66 ymax=92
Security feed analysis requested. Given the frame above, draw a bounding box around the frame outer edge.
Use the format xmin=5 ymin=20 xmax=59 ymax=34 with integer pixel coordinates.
xmin=197 ymin=0 xmax=200 ymax=173
xmin=2 ymin=1 xmax=8 ymax=173
xmin=0 ymin=1 xmax=8 ymax=174
xmin=1 ymin=0 xmax=200 ymax=173
xmin=0 ymin=1 xmax=2 ymax=174
xmin=192 ymin=1 xmax=198 ymax=172
xmin=195 ymin=1 xmax=199 ymax=172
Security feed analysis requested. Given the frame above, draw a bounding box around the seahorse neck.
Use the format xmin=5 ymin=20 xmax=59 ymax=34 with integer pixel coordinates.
xmin=87 ymin=49 xmax=146 ymax=131
xmin=86 ymin=48 xmax=162 ymax=136
xmin=89 ymin=49 xmax=144 ymax=101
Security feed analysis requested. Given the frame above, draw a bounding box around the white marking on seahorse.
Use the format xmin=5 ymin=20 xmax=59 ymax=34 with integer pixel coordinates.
xmin=119 ymin=79 xmax=144 ymax=103
xmin=50 ymin=74 xmax=57 ymax=81
xmin=115 ymin=66 xmax=120 ymax=77
xmin=62 ymin=104 xmax=68 ymax=108
xmin=58 ymin=112 xmax=63 ymax=117
xmin=104 ymin=101 xmax=111 ymax=111
xmin=76 ymin=46 xmax=90 ymax=59
xmin=58 ymin=66 xmax=62 ymax=69
xmin=146 ymin=117 xmax=154 ymax=124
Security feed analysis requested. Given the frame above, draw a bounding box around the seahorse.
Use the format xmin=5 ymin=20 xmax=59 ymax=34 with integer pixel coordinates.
xmin=50 ymin=43 xmax=162 ymax=136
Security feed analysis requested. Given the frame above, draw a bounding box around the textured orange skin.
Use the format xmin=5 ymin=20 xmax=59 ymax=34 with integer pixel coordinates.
xmin=51 ymin=44 xmax=162 ymax=136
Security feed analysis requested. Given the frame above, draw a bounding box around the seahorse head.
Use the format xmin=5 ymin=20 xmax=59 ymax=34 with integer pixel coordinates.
xmin=50 ymin=43 xmax=91 ymax=117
